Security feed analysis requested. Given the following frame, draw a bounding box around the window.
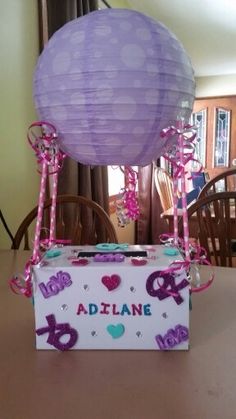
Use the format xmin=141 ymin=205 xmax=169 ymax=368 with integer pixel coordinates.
xmin=108 ymin=166 xmax=139 ymax=214
xmin=214 ymin=108 xmax=230 ymax=168
xmin=193 ymin=96 xmax=236 ymax=181
xmin=191 ymin=109 xmax=207 ymax=168
xmin=108 ymin=166 xmax=125 ymax=197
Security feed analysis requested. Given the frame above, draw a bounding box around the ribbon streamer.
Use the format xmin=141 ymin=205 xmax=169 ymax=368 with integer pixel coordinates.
xmin=27 ymin=121 xmax=65 ymax=173
xmin=160 ymin=121 xmax=214 ymax=295
xmin=116 ymin=166 xmax=140 ymax=227
xmin=29 ymin=121 xmax=66 ymax=259
xmin=9 ymin=259 xmax=34 ymax=298
xmin=161 ymin=122 xmax=197 ymax=257
xmin=10 ymin=121 xmax=67 ymax=298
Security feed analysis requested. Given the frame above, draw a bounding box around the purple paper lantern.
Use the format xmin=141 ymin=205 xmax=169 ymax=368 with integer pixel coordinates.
xmin=33 ymin=9 xmax=195 ymax=166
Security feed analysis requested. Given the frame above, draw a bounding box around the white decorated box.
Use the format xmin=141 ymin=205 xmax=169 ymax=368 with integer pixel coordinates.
xmin=33 ymin=245 xmax=190 ymax=351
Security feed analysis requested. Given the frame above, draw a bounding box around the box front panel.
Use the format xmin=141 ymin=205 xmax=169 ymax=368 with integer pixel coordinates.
xmin=33 ymin=246 xmax=190 ymax=350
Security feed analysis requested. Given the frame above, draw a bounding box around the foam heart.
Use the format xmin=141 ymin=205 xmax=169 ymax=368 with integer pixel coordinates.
xmin=131 ymin=258 xmax=147 ymax=266
xmin=101 ymin=274 xmax=121 ymax=291
xmin=107 ymin=323 xmax=125 ymax=339
xmin=71 ymin=258 xmax=89 ymax=266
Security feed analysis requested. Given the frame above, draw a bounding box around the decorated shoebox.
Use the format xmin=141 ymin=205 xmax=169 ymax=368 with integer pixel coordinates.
xmin=33 ymin=245 xmax=190 ymax=351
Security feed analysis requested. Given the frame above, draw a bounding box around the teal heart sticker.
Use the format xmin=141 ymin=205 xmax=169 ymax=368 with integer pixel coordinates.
xmin=163 ymin=247 xmax=179 ymax=256
xmin=45 ymin=249 xmax=62 ymax=258
xmin=107 ymin=323 xmax=125 ymax=339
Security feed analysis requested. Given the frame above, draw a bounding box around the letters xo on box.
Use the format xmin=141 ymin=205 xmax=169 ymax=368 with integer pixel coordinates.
xmin=33 ymin=245 xmax=189 ymax=351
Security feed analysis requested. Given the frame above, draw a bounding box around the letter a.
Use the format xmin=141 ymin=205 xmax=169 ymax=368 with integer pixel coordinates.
xmin=77 ymin=303 xmax=88 ymax=315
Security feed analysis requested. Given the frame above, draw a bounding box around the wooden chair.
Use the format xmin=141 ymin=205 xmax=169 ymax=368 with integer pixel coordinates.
xmin=198 ymin=168 xmax=236 ymax=198
xmin=181 ymin=192 xmax=236 ymax=267
xmin=154 ymin=167 xmax=174 ymax=212
xmin=0 ymin=209 xmax=14 ymax=247
xmin=12 ymin=195 xmax=118 ymax=250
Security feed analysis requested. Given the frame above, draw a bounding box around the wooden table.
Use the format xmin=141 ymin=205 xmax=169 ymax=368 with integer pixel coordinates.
xmin=1 ymin=250 xmax=236 ymax=419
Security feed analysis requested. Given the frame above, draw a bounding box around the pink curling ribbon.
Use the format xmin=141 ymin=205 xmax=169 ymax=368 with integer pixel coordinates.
xmin=10 ymin=122 xmax=67 ymax=298
xmin=116 ymin=166 xmax=140 ymax=227
xmin=161 ymin=121 xmax=197 ymax=259
xmin=157 ymin=257 xmax=214 ymax=295
xmin=159 ymin=235 xmax=214 ymax=294
xmin=9 ymin=259 xmax=34 ymax=298
xmin=159 ymin=121 xmax=213 ymax=295
xmin=173 ymin=162 xmax=179 ymax=246
xmin=28 ymin=121 xmax=66 ymax=262
xmin=161 ymin=123 xmax=202 ymax=180
xmin=27 ymin=121 xmax=66 ymax=173
xmin=40 ymin=238 xmax=71 ymax=247
xmin=177 ymin=120 xmax=190 ymax=261
xmin=49 ymin=154 xmax=59 ymax=246
xmin=32 ymin=159 xmax=48 ymax=263
xmin=159 ymin=233 xmax=183 ymax=247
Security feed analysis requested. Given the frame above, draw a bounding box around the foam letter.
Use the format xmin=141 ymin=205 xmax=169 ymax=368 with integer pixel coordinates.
xmin=120 ymin=304 xmax=131 ymax=316
xmin=77 ymin=303 xmax=88 ymax=315
xmin=47 ymin=280 xmax=59 ymax=295
xmin=143 ymin=304 xmax=152 ymax=316
xmin=89 ymin=304 xmax=98 ymax=315
xmin=112 ymin=304 xmax=120 ymax=315
xmin=39 ymin=282 xmax=52 ymax=298
xmin=100 ymin=302 xmax=110 ymax=314
xmin=131 ymin=304 xmax=142 ymax=316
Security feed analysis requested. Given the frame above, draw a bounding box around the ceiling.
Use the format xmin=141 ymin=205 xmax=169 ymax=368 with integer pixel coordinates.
xmin=119 ymin=0 xmax=236 ymax=77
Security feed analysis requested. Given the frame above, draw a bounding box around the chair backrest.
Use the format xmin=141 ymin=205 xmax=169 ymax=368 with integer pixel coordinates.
xmin=12 ymin=195 xmax=118 ymax=250
xmin=198 ymin=168 xmax=236 ymax=198
xmin=183 ymin=191 xmax=236 ymax=267
xmin=0 ymin=210 xmax=14 ymax=247
xmin=154 ymin=167 xmax=174 ymax=212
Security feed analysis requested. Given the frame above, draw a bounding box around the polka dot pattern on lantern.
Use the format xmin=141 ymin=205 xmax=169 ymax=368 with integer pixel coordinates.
xmin=52 ymin=52 xmax=71 ymax=75
xmin=112 ymin=96 xmax=137 ymax=120
xmin=120 ymin=44 xmax=146 ymax=69
xmin=34 ymin=8 xmax=195 ymax=166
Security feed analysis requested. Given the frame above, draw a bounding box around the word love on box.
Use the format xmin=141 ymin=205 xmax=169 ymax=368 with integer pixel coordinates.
xmin=39 ymin=271 xmax=72 ymax=298
xmin=33 ymin=245 xmax=190 ymax=350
